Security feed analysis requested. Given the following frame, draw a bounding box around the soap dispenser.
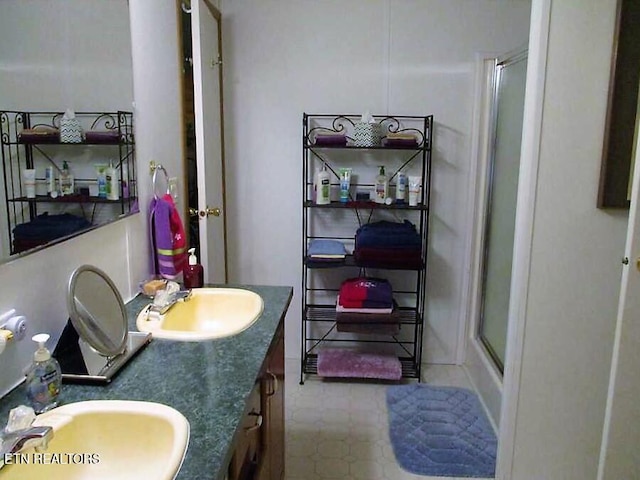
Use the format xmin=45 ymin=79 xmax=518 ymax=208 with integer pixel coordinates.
xmin=25 ymin=334 xmax=61 ymax=414
xmin=183 ymin=248 xmax=204 ymax=288
xmin=59 ymin=160 xmax=74 ymax=196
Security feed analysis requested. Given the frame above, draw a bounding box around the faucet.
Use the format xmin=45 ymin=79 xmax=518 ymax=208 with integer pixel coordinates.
xmin=1 ymin=426 xmax=53 ymax=459
xmin=149 ymin=289 xmax=192 ymax=316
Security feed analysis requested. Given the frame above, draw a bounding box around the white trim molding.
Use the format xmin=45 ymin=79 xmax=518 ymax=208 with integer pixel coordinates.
xmin=495 ymin=0 xmax=552 ymax=478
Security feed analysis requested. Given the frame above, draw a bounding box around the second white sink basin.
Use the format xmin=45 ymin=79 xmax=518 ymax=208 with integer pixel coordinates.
xmin=0 ymin=400 xmax=189 ymax=480
xmin=137 ymin=287 xmax=264 ymax=341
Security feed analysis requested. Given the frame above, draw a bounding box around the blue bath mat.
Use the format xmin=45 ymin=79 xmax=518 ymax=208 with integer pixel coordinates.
xmin=386 ymin=384 xmax=497 ymax=478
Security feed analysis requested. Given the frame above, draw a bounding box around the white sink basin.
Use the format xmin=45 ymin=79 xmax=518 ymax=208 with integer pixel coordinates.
xmin=136 ymin=287 xmax=264 ymax=341
xmin=1 ymin=400 xmax=189 ymax=480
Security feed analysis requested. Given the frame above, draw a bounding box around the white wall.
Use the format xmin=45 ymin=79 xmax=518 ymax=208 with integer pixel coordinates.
xmin=0 ymin=1 xmax=133 ymax=112
xmin=508 ymin=0 xmax=629 ymax=477
xmin=221 ymin=0 xmax=531 ymax=362
xmin=0 ymin=0 xmax=182 ymax=398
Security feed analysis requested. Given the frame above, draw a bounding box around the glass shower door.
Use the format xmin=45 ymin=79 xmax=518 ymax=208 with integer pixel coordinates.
xmin=478 ymin=50 xmax=527 ymax=373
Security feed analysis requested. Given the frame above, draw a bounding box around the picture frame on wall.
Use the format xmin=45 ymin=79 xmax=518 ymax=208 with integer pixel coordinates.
xmin=598 ymin=0 xmax=640 ymax=209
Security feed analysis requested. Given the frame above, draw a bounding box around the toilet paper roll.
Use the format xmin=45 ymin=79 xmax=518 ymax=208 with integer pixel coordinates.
xmin=0 ymin=330 xmax=11 ymax=355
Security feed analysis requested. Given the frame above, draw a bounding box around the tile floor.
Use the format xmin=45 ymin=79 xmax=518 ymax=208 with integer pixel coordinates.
xmin=284 ymin=359 xmax=493 ymax=480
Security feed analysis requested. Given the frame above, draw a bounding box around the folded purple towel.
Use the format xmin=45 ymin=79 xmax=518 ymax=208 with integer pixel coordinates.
xmin=313 ymin=133 xmax=347 ymax=146
xmin=383 ymin=138 xmax=419 ymax=147
xmin=85 ymin=130 xmax=120 ymax=144
xmin=317 ymin=348 xmax=402 ymax=380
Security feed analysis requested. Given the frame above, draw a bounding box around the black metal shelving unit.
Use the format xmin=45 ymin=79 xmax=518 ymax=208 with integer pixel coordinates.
xmin=300 ymin=113 xmax=433 ymax=384
xmin=0 ymin=110 xmax=136 ymax=255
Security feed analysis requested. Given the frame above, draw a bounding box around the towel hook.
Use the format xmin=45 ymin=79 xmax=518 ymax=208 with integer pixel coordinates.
xmin=150 ymin=162 xmax=170 ymax=200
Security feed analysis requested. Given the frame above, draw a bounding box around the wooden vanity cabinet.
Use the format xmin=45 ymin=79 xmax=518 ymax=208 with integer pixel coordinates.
xmin=228 ymin=319 xmax=285 ymax=480
xmin=228 ymin=385 xmax=262 ymax=480
xmin=259 ymin=320 xmax=285 ymax=480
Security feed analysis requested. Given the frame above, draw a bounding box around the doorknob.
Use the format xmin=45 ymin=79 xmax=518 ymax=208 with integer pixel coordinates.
xmin=189 ymin=207 xmax=198 ymax=218
xmin=199 ymin=207 xmax=221 ymax=217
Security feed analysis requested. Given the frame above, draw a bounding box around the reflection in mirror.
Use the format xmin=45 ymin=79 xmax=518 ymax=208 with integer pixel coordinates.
xmin=56 ymin=265 xmax=150 ymax=384
xmin=0 ymin=1 xmax=136 ymax=263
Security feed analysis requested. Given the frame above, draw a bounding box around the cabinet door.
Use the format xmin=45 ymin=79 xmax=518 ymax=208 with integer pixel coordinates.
xmin=229 ymin=384 xmax=262 ymax=480
xmin=259 ymin=322 xmax=285 ymax=480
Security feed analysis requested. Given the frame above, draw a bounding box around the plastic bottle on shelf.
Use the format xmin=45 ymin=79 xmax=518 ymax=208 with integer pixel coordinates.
xmin=395 ymin=171 xmax=407 ymax=203
xmin=45 ymin=166 xmax=54 ymax=196
xmin=59 ymin=161 xmax=74 ymax=196
xmin=106 ymin=161 xmax=119 ymax=201
xmin=316 ymin=164 xmax=331 ymax=205
xmin=374 ymin=165 xmax=388 ymax=204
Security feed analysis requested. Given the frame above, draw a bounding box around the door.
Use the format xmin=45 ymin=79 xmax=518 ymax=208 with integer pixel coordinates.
xmin=478 ymin=50 xmax=528 ymax=373
xmin=597 ymin=117 xmax=640 ymax=479
xmin=191 ymin=0 xmax=227 ymax=283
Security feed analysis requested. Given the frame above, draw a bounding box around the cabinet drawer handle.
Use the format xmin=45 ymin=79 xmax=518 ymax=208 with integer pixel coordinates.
xmin=267 ymin=372 xmax=278 ymax=397
xmin=245 ymin=412 xmax=262 ymax=433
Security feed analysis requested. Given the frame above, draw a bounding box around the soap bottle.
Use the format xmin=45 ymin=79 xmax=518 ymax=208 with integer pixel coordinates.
xmin=183 ymin=248 xmax=204 ymax=288
xmin=25 ymin=334 xmax=61 ymax=414
xmin=316 ymin=164 xmax=331 ymax=205
xmin=59 ymin=161 xmax=74 ymax=196
xmin=374 ymin=165 xmax=388 ymax=204
xmin=106 ymin=161 xmax=119 ymax=201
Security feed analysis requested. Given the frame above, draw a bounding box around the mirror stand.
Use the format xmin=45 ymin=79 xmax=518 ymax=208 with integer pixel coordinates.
xmin=60 ymin=264 xmax=153 ymax=384
xmin=59 ymin=332 xmax=150 ymax=384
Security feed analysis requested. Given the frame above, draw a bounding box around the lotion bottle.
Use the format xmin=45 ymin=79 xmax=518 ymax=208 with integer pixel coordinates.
xmin=184 ymin=248 xmax=204 ymax=288
xmin=395 ymin=171 xmax=407 ymax=203
xmin=316 ymin=164 xmax=331 ymax=205
xmin=106 ymin=161 xmax=119 ymax=201
xmin=374 ymin=165 xmax=388 ymax=204
xmin=25 ymin=334 xmax=61 ymax=414
xmin=59 ymin=161 xmax=74 ymax=196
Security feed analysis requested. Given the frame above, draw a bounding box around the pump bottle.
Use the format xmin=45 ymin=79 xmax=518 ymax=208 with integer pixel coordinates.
xmin=184 ymin=248 xmax=204 ymax=288
xmin=106 ymin=161 xmax=119 ymax=201
xmin=25 ymin=334 xmax=61 ymax=413
xmin=316 ymin=164 xmax=331 ymax=205
xmin=374 ymin=165 xmax=388 ymax=204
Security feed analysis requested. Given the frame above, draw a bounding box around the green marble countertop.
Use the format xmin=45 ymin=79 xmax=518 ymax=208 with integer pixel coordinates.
xmin=0 ymin=284 xmax=293 ymax=480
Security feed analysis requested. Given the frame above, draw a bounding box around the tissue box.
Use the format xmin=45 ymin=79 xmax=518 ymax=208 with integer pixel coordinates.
xmin=353 ymin=122 xmax=383 ymax=147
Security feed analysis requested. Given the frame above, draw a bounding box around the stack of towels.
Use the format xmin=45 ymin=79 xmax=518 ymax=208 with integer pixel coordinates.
xmin=336 ymin=277 xmax=399 ymax=335
xmin=382 ymin=132 xmax=419 ymax=148
xmin=353 ymin=220 xmax=422 ymax=269
xmin=312 ymin=131 xmax=347 ymax=146
xmin=307 ymin=239 xmax=348 ymax=267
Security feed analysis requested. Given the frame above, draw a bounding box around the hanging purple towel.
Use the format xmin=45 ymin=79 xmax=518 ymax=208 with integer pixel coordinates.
xmin=149 ymin=194 xmax=188 ymax=280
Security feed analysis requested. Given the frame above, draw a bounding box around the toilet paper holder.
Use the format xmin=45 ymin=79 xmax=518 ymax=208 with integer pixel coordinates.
xmin=0 ymin=308 xmax=28 ymax=355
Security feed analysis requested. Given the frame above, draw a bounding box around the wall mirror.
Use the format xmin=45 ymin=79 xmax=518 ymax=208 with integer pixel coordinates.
xmin=0 ymin=0 xmax=137 ymax=262
xmin=598 ymin=0 xmax=640 ymax=208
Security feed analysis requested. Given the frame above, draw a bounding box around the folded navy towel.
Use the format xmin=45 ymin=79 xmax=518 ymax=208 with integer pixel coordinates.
xmin=355 ymin=220 xmax=421 ymax=248
xmin=13 ymin=213 xmax=91 ymax=239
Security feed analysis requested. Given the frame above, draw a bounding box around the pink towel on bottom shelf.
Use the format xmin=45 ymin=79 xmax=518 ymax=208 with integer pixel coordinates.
xmin=317 ymin=348 xmax=402 ymax=380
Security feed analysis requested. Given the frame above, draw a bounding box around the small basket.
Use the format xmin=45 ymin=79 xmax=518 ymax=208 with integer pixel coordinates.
xmin=353 ymin=122 xmax=383 ymax=147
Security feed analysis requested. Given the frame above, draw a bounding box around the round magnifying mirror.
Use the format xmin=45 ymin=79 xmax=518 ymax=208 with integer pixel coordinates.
xmin=67 ymin=265 xmax=127 ymax=357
